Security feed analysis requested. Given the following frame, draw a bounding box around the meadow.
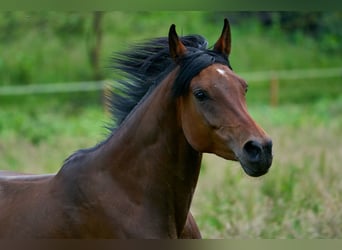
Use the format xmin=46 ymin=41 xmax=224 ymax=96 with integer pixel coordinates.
xmin=0 ymin=12 xmax=342 ymax=238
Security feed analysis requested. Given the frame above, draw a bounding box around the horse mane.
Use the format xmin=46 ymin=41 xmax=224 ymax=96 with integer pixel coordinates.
xmin=63 ymin=34 xmax=231 ymax=166
xmin=109 ymin=34 xmax=231 ymax=128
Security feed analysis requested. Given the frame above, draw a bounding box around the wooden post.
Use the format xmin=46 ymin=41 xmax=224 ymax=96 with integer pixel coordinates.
xmin=90 ymin=11 xmax=104 ymax=81
xmin=270 ymin=75 xmax=279 ymax=106
xmin=102 ymin=82 xmax=112 ymax=116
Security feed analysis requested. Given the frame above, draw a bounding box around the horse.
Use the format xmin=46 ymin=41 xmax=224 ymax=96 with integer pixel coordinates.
xmin=0 ymin=19 xmax=272 ymax=238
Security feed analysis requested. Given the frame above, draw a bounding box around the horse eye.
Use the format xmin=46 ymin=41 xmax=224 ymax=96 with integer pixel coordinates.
xmin=193 ymin=89 xmax=209 ymax=102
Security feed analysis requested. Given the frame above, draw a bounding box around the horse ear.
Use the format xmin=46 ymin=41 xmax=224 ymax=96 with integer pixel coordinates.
xmin=168 ymin=24 xmax=187 ymax=60
xmin=213 ymin=18 xmax=231 ymax=57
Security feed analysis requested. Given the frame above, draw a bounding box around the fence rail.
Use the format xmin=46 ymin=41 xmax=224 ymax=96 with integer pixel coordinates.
xmin=240 ymin=67 xmax=342 ymax=82
xmin=0 ymin=80 xmax=108 ymax=96
xmin=1 ymin=68 xmax=341 ymax=105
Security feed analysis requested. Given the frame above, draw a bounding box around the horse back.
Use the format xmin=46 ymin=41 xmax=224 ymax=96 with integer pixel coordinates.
xmin=0 ymin=171 xmax=58 ymax=237
xmin=0 ymin=170 xmax=55 ymax=178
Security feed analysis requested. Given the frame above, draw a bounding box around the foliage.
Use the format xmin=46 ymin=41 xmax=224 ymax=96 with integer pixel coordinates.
xmin=216 ymin=11 xmax=342 ymax=53
xmin=0 ymin=11 xmax=341 ymax=86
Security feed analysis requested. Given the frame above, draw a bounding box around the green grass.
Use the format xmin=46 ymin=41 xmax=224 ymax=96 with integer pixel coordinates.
xmin=0 ymin=103 xmax=107 ymax=173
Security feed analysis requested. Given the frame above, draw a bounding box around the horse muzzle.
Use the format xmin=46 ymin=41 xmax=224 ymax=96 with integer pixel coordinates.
xmin=238 ymin=139 xmax=273 ymax=177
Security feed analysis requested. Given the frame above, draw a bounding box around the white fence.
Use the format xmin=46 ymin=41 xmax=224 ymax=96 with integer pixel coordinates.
xmin=1 ymin=67 xmax=341 ymax=105
xmin=0 ymin=80 xmax=108 ymax=96
xmin=241 ymin=67 xmax=342 ymax=82
xmin=240 ymin=67 xmax=342 ymax=106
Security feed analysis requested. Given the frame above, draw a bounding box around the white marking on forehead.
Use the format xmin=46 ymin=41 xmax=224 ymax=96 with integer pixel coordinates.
xmin=216 ymin=68 xmax=226 ymax=76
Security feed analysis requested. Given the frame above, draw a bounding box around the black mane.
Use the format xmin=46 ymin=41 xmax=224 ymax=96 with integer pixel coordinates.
xmin=63 ymin=33 xmax=232 ymax=165
xmin=110 ymin=34 xmax=231 ymax=128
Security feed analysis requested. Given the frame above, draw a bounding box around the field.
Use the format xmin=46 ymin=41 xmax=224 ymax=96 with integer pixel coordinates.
xmin=1 ymin=12 xmax=342 ymax=238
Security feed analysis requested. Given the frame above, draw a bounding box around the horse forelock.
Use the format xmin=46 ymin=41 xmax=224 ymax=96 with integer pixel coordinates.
xmin=109 ymin=34 xmax=231 ymax=129
xmin=172 ymin=50 xmax=231 ymax=97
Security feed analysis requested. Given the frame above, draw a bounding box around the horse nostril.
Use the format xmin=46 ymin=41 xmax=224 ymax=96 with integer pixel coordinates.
xmin=263 ymin=139 xmax=273 ymax=155
xmin=243 ymin=140 xmax=262 ymax=162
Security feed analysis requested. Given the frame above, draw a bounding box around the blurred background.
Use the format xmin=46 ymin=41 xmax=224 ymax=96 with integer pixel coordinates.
xmin=0 ymin=11 xmax=341 ymax=238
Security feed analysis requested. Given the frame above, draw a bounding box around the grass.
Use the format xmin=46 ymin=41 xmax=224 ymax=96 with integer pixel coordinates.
xmin=0 ymin=105 xmax=107 ymax=173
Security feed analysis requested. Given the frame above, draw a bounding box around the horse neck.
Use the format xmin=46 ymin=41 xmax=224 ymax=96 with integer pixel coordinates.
xmin=98 ymin=71 xmax=202 ymax=234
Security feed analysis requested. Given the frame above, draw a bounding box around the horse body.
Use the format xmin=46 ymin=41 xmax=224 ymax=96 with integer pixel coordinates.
xmin=0 ymin=71 xmax=201 ymax=238
xmin=0 ymin=19 xmax=272 ymax=238
xmin=0 ymin=173 xmax=60 ymax=237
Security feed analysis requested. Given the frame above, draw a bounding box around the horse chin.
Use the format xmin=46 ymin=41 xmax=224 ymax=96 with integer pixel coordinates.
xmin=238 ymin=157 xmax=271 ymax=177
xmin=240 ymin=163 xmax=269 ymax=177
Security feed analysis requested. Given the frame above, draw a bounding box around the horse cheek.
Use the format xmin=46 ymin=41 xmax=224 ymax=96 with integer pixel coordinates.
xmin=180 ymin=102 xmax=213 ymax=153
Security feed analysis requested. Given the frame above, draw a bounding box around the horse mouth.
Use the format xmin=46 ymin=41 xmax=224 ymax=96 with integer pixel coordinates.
xmin=240 ymin=163 xmax=270 ymax=177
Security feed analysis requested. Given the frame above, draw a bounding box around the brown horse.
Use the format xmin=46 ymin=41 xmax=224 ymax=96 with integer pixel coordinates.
xmin=0 ymin=19 xmax=272 ymax=238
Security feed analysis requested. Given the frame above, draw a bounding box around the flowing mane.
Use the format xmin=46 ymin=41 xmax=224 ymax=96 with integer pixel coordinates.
xmin=64 ymin=33 xmax=232 ymax=164
xmin=109 ymin=34 xmax=231 ymax=128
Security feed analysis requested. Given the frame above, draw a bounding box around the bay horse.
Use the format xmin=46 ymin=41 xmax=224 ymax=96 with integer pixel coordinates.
xmin=0 ymin=19 xmax=272 ymax=238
